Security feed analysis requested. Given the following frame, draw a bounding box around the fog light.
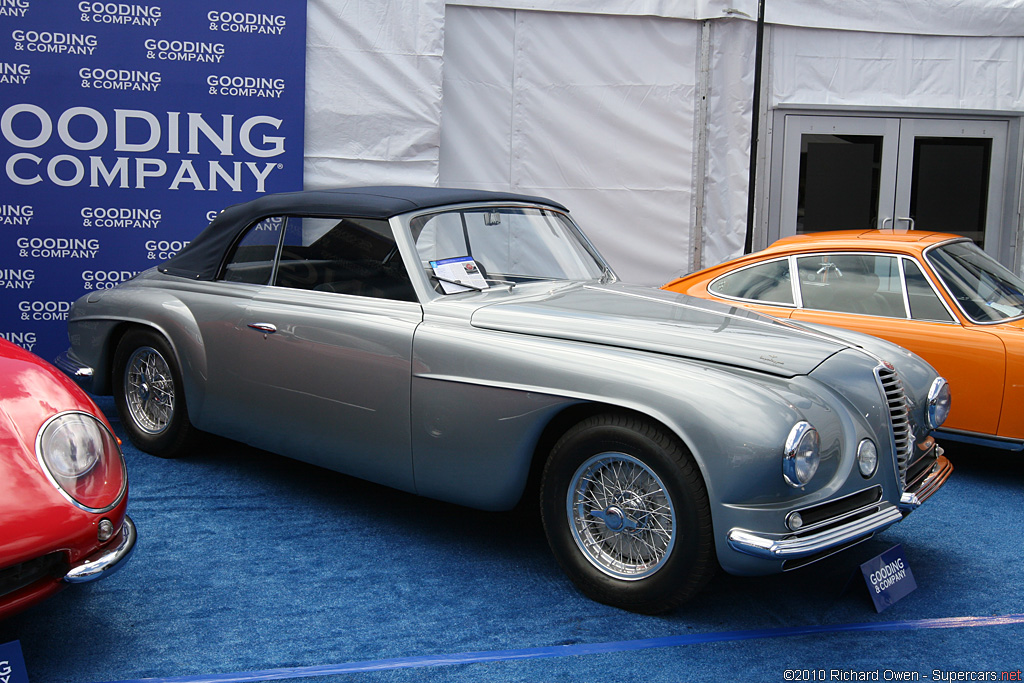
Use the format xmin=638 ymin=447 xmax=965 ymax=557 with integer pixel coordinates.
xmin=857 ymin=439 xmax=878 ymax=478
xmin=786 ymin=511 xmax=804 ymax=531
xmin=97 ymin=518 xmax=115 ymax=542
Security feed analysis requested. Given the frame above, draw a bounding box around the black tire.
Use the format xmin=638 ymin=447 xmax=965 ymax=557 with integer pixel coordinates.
xmin=112 ymin=328 xmax=196 ymax=458
xmin=540 ymin=413 xmax=715 ymax=613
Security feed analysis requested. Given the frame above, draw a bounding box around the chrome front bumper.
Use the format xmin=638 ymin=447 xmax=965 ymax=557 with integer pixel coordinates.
xmin=727 ymin=507 xmax=903 ymax=561
xmin=728 ymin=454 xmax=952 ymax=562
xmin=64 ymin=516 xmax=137 ymax=584
xmin=899 ymin=451 xmax=954 ymax=511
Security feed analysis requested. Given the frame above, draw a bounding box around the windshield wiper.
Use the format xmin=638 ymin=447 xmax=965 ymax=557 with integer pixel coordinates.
xmin=485 ymin=278 xmax=517 ymax=291
xmin=430 ymin=274 xmax=485 ymax=292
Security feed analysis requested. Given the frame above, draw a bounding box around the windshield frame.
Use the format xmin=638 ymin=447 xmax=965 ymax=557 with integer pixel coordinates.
xmin=924 ymin=238 xmax=1024 ymax=325
xmin=398 ymin=202 xmax=614 ymax=298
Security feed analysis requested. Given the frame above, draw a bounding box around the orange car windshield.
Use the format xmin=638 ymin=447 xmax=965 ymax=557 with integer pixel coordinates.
xmin=926 ymin=242 xmax=1024 ymax=323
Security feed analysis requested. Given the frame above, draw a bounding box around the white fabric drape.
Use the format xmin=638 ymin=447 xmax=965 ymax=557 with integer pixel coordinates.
xmin=439 ymin=7 xmax=700 ymax=285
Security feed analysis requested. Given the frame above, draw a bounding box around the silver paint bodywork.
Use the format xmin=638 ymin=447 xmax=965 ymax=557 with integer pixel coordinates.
xmin=62 ymin=197 xmax=948 ymax=577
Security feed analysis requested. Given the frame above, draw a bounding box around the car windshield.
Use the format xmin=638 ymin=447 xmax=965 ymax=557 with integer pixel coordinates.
xmin=926 ymin=241 xmax=1024 ymax=323
xmin=410 ymin=207 xmax=608 ymax=293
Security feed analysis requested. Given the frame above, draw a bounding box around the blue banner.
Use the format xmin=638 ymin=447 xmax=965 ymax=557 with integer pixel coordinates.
xmin=0 ymin=1 xmax=306 ymax=363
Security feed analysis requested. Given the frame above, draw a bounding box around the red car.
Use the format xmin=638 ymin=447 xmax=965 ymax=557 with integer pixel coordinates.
xmin=0 ymin=338 xmax=135 ymax=620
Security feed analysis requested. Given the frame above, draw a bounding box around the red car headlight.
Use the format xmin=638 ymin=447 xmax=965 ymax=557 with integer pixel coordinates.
xmin=36 ymin=411 xmax=126 ymax=513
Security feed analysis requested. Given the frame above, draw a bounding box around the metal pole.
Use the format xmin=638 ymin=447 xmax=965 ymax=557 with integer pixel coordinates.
xmin=743 ymin=0 xmax=766 ymax=254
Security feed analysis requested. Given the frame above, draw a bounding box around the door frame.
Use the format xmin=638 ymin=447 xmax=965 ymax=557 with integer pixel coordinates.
xmin=766 ymin=109 xmax=1023 ymax=270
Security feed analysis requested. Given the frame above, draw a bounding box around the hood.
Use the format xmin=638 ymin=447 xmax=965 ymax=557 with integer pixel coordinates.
xmin=470 ymin=283 xmax=851 ymax=377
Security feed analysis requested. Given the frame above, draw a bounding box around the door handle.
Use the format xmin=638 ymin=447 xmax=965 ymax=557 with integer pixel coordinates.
xmin=881 ymin=217 xmax=893 ymax=230
xmin=247 ymin=322 xmax=277 ymax=334
xmin=896 ymin=217 xmax=915 ymax=230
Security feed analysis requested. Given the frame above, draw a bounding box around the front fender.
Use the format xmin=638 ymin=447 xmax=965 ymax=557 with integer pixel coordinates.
xmin=410 ymin=321 xmax=836 ymax=512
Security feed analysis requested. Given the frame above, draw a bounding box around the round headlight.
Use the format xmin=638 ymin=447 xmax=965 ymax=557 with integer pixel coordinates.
xmin=783 ymin=421 xmax=820 ymax=488
xmin=927 ymin=378 xmax=951 ymax=430
xmin=857 ymin=439 xmax=878 ymax=478
xmin=37 ymin=411 xmax=125 ymax=512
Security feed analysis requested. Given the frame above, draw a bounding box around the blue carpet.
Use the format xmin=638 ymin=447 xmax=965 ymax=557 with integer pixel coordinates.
xmin=2 ymin=398 xmax=1021 ymax=682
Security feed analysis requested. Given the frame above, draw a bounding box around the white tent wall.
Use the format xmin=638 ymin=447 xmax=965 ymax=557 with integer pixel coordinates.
xmin=766 ymin=26 xmax=1024 ymax=270
xmin=765 ymin=0 xmax=1024 ymax=38
xmin=304 ymin=0 xmax=446 ymax=187
xmin=439 ymin=7 xmax=702 ymax=285
xmin=701 ymin=18 xmax=757 ymax=278
xmin=771 ymin=27 xmax=1024 ymax=111
xmin=302 ymin=0 xmax=1024 ymax=283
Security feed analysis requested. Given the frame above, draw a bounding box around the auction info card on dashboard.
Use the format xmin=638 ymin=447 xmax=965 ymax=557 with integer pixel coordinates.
xmin=431 ymin=256 xmax=489 ymax=293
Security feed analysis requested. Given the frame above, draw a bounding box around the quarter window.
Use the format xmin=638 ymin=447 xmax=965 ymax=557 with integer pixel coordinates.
xmin=709 ymin=259 xmax=794 ymax=305
xmin=221 ymin=216 xmax=284 ymax=285
xmin=903 ymin=259 xmax=954 ymax=322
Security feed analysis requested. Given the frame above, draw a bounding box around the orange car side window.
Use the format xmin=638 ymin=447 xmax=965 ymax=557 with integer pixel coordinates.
xmin=903 ymin=260 xmax=954 ymax=322
xmin=709 ymin=260 xmax=793 ymax=305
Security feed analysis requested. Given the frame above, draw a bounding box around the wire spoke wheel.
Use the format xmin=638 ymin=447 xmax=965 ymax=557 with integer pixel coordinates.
xmin=124 ymin=346 xmax=175 ymax=435
xmin=113 ymin=328 xmax=196 ymax=458
xmin=540 ymin=414 xmax=714 ymax=613
xmin=569 ymin=453 xmax=676 ymax=579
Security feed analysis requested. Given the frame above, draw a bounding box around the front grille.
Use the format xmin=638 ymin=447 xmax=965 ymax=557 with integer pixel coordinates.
xmin=876 ymin=364 xmax=912 ymax=490
xmin=0 ymin=552 xmax=68 ymax=599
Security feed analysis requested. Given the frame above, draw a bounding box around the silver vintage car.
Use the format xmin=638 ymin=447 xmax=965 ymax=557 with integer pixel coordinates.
xmin=58 ymin=187 xmax=952 ymax=613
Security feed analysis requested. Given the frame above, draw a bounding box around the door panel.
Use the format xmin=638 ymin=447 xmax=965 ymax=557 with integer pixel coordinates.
xmin=200 ymin=212 xmax=423 ymax=491
xmin=235 ymin=290 xmax=421 ymax=491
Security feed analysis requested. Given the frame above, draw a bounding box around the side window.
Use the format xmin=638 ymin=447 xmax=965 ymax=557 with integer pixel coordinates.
xmin=796 ymin=253 xmax=906 ymax=318
xmin=708 ymin=259 xmax=794 ymax=305
xmin=274 ymin=215 xmax=417 ymax=302
xmin=904 ymin=259 xmax=954 ymax=322
xmin=221 ymin=216 xmax=284 ymax=284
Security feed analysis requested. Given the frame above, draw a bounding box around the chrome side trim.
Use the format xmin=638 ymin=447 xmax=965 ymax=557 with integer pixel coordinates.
xmin=935 ymin=429 xmax=1024 ymax=452
xmin=54 ymin=351 xmax=99 ymax=394
xmin=54 ymin=351 xmax=94 ymax=378
xmin=899 ymin=454 xmax=953 ymax=512
xmin=727 ymin=506 xmax=903 ymax=560
xmin=64 ymin=516 xmax=137 ymax=584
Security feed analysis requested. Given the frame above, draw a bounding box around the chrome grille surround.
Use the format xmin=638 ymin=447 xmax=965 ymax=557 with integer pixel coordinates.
xmin=874 ymin=363 xmax=912 ymax=491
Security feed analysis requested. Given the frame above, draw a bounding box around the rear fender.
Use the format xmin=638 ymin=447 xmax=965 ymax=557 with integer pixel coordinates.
xmin=69 ymin=288 xmax=207 ymax=415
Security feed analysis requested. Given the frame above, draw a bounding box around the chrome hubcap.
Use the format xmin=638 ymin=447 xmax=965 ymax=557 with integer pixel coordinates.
xmin=124 ymin=346 xmax=174 ymax=435
xmin=567 ymin=453 xmax=676 ymax=580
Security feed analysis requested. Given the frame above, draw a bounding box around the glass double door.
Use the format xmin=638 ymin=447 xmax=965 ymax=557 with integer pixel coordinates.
xmin=777 ymin=115 xmax=1008 ymax=252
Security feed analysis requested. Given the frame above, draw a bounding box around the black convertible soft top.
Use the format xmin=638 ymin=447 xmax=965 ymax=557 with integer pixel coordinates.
xmin=159 ymin=186 xmax=567 ymax=281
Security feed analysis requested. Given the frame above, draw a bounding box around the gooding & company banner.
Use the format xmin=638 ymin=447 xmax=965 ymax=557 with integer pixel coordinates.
xmin=0 ymin=1 xmax=306 ymax=362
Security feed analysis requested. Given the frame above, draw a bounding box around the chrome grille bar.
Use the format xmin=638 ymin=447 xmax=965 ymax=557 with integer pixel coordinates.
xmin=875 ymin=365 xmax=911 ymax=490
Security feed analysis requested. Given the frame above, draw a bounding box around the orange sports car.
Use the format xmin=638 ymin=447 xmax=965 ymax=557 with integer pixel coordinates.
xmin=664 ymin=230 xmax=1024 ymax=451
